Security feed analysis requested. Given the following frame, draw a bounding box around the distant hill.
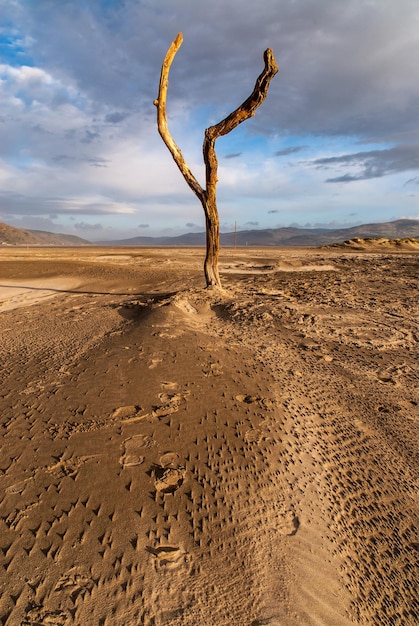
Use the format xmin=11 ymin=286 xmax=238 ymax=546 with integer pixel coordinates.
xmin=0 ymin=222 xmax=89 ymax=246
xmin=97 ymin=219 xmax=419 ymax=247
xmin=2 ymin=218 xmax=418 ymax=248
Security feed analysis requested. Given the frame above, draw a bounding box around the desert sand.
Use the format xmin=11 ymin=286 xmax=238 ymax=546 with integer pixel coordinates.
xmin=0 ymin=246 xmax=417 ymax=625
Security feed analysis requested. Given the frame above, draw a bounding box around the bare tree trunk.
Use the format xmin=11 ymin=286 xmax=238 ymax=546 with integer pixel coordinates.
xmin=203 ymin=199 xmax=221 ymax=287
xmin=154 ymin=33 xmax=278 ymax=289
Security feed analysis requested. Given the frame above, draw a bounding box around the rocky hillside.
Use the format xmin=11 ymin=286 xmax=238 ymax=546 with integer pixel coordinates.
xmin=0 ymin=222 xmax=89 ymax=246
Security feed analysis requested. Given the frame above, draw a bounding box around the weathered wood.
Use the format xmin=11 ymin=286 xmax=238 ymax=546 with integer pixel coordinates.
xmin=202 ymin=48 xmax=278 ymax=286
xmin=154 ymin=33 xmax=278 ymax=288
xmin=153 ymin=33 xmax=205 ymax=203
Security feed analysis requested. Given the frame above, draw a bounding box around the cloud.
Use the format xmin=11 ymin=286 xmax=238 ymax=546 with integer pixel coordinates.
xmin=52 ymin=155 xmax=109 ymax=167
xmin=87 ymin=157 xmax=108 ymax=168
xmin=104 ymin=111 xmax=129 ymax=124
xmin=74 ymin=221 xmax=103 ymax=231
xmin=244 ymin=221 xmax=259 ymax=226
xmin=1 ymin=0 xmax=419 ymax=236
xmin=313 ymin=145 xmax=419 ymax=182
xmin=138 ymin=223 xmax=149 ymax=228
xmin=81 ymin=129 xmax=100 ymax=144
xmin=185 ymin=222 xmax=204 ymax=230
xmin=6 ymin=0 xmax=418 ymax=140
xmin=0 ymin=190 xmax=137 ymax=216
xmin=275 ymin=146 xmax=307 ymax=157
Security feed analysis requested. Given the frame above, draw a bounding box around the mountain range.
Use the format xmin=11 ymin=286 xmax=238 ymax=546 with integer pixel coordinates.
xmin=97 ymin=219 xmax=419 ymax=247
xmin=1 ymin=219 xmax=418 ymax=248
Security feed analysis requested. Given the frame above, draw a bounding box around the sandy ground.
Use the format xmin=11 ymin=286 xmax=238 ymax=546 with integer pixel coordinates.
xmin=0 ymin=246 xmax=417 ymax=626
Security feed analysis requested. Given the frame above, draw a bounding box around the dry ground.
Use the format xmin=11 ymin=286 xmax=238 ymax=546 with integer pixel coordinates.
xmin=0 ymin=246 xmax=418 ymax=626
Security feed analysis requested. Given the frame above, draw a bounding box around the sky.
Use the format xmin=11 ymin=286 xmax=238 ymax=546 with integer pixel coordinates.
xmin=0 ymin=0 xmax=418 ymax=241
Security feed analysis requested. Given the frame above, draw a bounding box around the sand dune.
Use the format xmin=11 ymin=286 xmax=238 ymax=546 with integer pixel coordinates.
xmin=0 ymin=247 xmax=418 ymax=625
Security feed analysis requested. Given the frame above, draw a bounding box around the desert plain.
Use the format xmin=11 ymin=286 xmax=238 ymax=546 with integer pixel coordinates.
xmin=0 ymin=244 xmax=418 ymax=626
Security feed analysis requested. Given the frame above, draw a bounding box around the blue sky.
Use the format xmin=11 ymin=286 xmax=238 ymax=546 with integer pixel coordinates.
xmin=0 ymin=0 xmax=418 ymax=241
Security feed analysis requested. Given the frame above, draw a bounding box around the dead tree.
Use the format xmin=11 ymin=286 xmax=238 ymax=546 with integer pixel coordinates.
xmin=154 ymin=33 xmax=278 ymax=288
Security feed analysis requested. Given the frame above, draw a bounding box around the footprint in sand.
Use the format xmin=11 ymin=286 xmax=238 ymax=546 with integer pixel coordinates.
xmin=148 ymin=357 xmax=163 ymax=369
xmin=6 ymin=478 xmax=31 ymax=494
xmin=112 ymin=405 xmax=144 ymax=420
xmin=161 ymin=381 xmax=180 ymax=391
xmin=154 ymin=465 xmax=186 ymax=494
xmin=250 ymin=618 xmax=283 ymax=626
xmin=54 ymin=568 xmax=94 ymax=600
xmin=244 ymin=428 xmax=265 ymax=444
xmin=6 ymin=502 xmax=38 ymax=529
xmin=21 ymin=607 xmax=71 ymax=625
xmin=146 ymin=545 xmax=189 ymax=571
xmin=276 ymin=509 xmax=300 ymax=536
xmin=46 ymin=455 xmax=98 ymax=479
xmin=159 ymin=452 xmax=182 ymax=468
xmin=120 ymin=434 xmax=154 ymax=468
xmin=236 ymin=394 xmax=274 ymax=409
xmin=203 ymin=362 xmax=223 ymax=376
xmin=236 ymin=394 xmax=261 ymax=404
xmin=152 ymin=392 xmax=189 ymax=419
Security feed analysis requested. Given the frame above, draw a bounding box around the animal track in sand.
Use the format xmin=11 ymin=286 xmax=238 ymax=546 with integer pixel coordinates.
xmin=120 ymin=434 xmax=154 ymax=467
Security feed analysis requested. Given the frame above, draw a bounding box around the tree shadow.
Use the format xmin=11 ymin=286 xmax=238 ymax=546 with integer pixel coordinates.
xmin=0 ymin=282 xmax=180 ymax=322
xmin=0 ymin=283 xmax=134 ymax=297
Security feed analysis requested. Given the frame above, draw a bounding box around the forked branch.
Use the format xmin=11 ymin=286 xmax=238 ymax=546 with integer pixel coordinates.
xmin=154 ymin=33 xmax=278 ymax=288
xmin=203 ymin=47 xmax=279 ymax=200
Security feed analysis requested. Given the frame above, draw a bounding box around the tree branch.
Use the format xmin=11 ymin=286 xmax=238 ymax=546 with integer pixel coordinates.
xmin=153 ymin=32 xmax=205 ymax=202
xmin=203 ymin=47 xmax=279 ymax=201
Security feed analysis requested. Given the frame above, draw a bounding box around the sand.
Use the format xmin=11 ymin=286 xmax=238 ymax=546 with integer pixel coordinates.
xmin=0 ymin=246 xmax=417 ymax=625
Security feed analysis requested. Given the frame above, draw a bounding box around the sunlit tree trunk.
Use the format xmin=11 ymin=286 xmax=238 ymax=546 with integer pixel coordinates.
xmin=154 ymin=33 xmax=278 ymax=288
